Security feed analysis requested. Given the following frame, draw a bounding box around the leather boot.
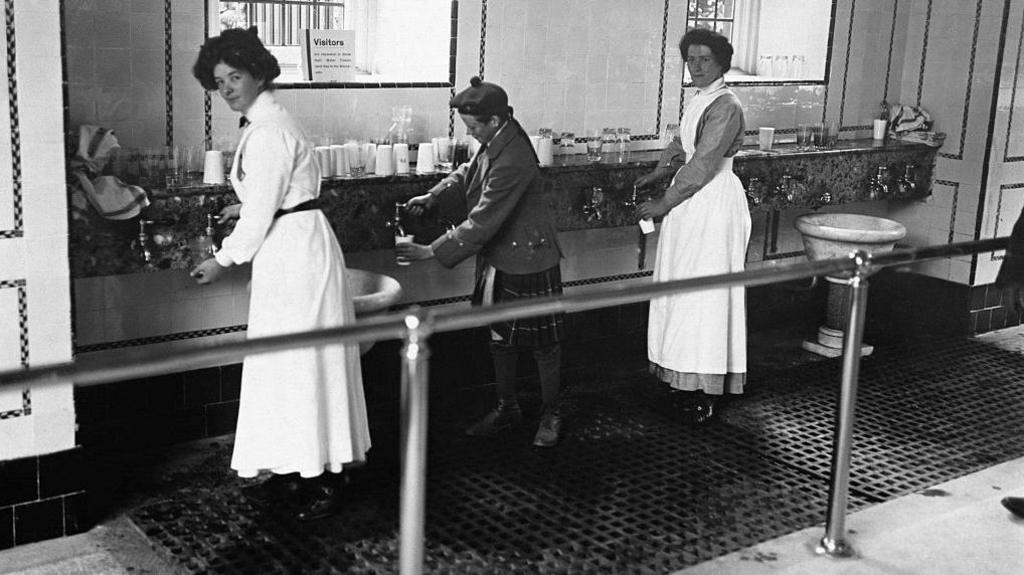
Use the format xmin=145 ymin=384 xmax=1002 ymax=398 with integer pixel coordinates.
xmin=296 ymin=473 xmax=344 ymax=522
xmin=466 ymin=401 xmax=523 ymax=437
xmin=533 ymin=405 xmax=563 ymax=448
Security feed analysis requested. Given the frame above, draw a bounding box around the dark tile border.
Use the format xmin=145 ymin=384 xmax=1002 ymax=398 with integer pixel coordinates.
xmin=2 ymin=0 xmax=23 ymax=240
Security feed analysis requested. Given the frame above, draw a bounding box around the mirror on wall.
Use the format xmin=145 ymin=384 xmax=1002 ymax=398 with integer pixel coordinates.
xmin=215 ymin=0 xmax=454 ymax=85
xmin=681 ymin=0 xmax=834 ymax=85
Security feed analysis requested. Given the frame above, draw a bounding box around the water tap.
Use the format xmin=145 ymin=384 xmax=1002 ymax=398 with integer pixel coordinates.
xmin=135 ymin=219 xmax=154 ymax=263
xmin=582 ymin=186 xmax=606 ymax=222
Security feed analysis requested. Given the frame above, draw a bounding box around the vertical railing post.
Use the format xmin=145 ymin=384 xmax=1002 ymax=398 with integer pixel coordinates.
xmin=817 ymin=251 xmax=872 ymax=558
xmin=399 ymin=311 xmax=431 ymax=575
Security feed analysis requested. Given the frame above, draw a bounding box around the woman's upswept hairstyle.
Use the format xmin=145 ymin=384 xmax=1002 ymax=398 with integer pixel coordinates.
xmin=679 ymin=27 xmax=734 ymax=71
xmin=192 ymin=27 xmax=281 ymax=91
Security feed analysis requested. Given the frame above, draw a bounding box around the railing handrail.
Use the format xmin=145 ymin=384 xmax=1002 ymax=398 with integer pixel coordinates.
xmin=0 ymin=236 xmax=1008 ymax=389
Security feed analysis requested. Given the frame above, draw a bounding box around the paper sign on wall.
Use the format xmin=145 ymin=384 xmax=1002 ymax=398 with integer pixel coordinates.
xmin=300 ymin=29 xmax=355 ymax=82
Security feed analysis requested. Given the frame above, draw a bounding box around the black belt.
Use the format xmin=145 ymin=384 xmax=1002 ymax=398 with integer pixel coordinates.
xmin=274 ymin=199 xmax=321 ymax=219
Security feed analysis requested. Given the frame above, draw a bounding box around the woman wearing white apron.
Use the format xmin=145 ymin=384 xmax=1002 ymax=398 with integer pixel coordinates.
xmin=190 ymin=28 xmax=371 ymax=521
xmin=635 ymin=28 xmax=751 ymax=425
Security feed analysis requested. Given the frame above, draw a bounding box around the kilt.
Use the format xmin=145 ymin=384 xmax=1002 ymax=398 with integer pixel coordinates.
xmin=472 ymin=263 xmax=565 ymax=347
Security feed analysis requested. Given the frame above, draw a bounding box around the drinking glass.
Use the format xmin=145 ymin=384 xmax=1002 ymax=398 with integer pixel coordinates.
xmin=559 ymin=132 xmax=575 ymax=156
xmin=435 ymin=137 xmax=454 ymax=171
xmin=796 ymin=124 xmax=814 ymax=150
xmin=586 ymin=130 xmax=603 ymax=162
xmin=616 ymin=127 xmax=631 ymax=163
xmin=601 ymin=128 xmax=617 ymax=157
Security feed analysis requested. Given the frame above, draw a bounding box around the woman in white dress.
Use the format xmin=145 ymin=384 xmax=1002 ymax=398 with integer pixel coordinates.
xmin=190 ymin=28 xmax=371 ymax=521
xmin=635 ymin=28 xmax=751 ymax=425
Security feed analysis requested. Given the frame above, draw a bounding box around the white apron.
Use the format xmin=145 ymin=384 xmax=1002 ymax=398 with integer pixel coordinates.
xmin=229 ymin=161 xmax=371 ymax=479
xmin=647 ymin=84 xmax=751 ymax=393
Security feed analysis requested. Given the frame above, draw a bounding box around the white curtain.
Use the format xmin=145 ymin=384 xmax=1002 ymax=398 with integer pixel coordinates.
xmin=731 ymin=0 xmax=760 ymax=74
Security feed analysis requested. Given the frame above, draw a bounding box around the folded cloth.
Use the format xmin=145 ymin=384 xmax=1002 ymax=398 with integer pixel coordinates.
xmin=69 ymin=125 xmax=150 ymax=220
xmin=888 ymin=104 xmax=932 ymax=135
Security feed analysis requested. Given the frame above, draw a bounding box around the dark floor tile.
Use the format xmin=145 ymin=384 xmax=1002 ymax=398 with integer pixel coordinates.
xmin=0 ymin=507 xmax=12 ymax=550
xmin=220 ymin=364 xmax=243 ymax=401
xmin=39 ymin=447 xmax=85 ymax=499
xmin=205 ymin=401 xmax=239 ymax=436
xmin=183 ymin=368 xmax=222 ymax=407
xmin=73 ymin=385 xmax=108 ymax=425
xmin=14 ymin=498 xmax=64 ymax=545
xmin=63 ymin=492 xmax=88 ymax=536
xmin=0 ymin=456 xmax=38 ymax=506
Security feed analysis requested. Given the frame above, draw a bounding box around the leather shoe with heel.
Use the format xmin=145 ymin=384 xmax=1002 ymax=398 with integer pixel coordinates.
xmin=533 ymin=409 xmax=562 ymax=448
xmin=466 ymin=403 xmax=523 ymax=437
xmin=296 ymin=473 xmax=345 ymax=522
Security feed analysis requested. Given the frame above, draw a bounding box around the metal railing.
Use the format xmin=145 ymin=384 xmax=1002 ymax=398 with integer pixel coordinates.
xmin=0 ymin=236 xmax=1009 ymax=573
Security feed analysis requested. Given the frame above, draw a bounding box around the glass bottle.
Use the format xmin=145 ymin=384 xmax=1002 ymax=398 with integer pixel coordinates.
xmin=879 ymin=99 xmax=890 ymax=122
xmin=897 ymin=164 xmax=916 ymax=197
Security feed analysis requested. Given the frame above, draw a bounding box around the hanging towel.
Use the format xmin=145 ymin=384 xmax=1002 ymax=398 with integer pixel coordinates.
xmin=69 ymin=125 xmax=150 ymax=220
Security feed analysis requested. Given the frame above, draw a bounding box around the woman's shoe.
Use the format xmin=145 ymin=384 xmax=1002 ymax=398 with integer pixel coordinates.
xmin=245 ymin=472 xmax=302 ymax=503
xmin=296 ymin=474 xmax=344 ymax=522
xmin=465 ymin=403 xmax=523 ymax=437
xmin=691 ymin=395 xmax=720 ymax=426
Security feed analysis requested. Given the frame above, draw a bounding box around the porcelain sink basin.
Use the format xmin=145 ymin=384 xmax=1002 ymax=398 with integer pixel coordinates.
xmin=348 ymin=268 xmax=403 ymax=354
xmin=794 ymin=213 xmax=907 ymax=261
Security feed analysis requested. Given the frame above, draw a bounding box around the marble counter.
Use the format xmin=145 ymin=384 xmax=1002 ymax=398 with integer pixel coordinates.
xmin=69 ymin=139 xmax=937 ymax=278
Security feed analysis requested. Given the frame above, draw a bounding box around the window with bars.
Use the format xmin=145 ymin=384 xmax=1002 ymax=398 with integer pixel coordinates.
xmin=682 ymin=0 xmax=833 ymax=84
xmin=214 ymin=0 xmax=452 ymax=85
xmin=686 ymin=0 xmax=735 ymax=40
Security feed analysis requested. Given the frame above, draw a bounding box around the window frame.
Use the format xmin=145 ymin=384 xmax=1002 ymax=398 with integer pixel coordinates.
xmin=682 ymin=0 xmax=838 ymax=88
xmin=210 ymin=0 xmax=457 ymax=90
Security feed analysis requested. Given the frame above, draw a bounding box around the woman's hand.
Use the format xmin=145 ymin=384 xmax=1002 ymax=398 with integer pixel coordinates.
xmin=634 ymin=171 xmax=666 ymax=190
xmin=637 ymin=198 xmax=670 ymax=220
xmin=217 ymin=203 xmax=242 ymax=225
xmin=404 ymin=193 xmax=436 ymax=217
xmin=395 ymin=241 xmax=434 ymax=263
xmin=190 ymin=258 xmax=227 ymax=285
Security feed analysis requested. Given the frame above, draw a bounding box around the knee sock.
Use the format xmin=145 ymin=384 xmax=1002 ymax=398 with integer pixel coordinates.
xmin=490 ymin=342 xmax=520 ymax=407
xmin=533 ymin=343 xmax=562 ymax=410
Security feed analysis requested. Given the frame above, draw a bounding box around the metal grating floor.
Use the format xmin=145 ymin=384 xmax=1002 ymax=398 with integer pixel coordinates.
xmin=127 ymin=336 xmax=1024 ymax=573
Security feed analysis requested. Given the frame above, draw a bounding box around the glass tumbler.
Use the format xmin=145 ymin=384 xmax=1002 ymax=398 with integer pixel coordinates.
xmin=616 ymin=128 xmax=631 ymax=163
xmin=586 ymin=130 xmax=603 ymax=162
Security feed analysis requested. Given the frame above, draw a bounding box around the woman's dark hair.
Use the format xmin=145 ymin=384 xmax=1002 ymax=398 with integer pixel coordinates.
xmin=679 ymin=27 xmax=734 ymax=71
xmin=192 ymin=27 xmax=281 ymax=91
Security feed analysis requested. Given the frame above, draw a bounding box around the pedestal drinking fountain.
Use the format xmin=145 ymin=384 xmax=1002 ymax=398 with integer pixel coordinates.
xmin=349 ymin=268 xmax=403 ymax=355
xmin=794 ymin=213 xmax=907 ymax=357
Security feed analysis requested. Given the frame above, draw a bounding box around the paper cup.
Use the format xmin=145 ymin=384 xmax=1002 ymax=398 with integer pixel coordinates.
xmin=758 ymin=127 xmax=775 ymax=151
xmin=202 ymin=150 xmax=225 ymax=184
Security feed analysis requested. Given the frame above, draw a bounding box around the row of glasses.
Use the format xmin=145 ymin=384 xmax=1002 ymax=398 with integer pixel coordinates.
xmin=757 ymin=54 xmax=807 ymax=78
xmin=796 ymin=122 xmax=838 ymax=150
xmin=585 ymin=128 xmax=633 ymax=163
xmin=112 ymin=145 xmax=212 ymax=189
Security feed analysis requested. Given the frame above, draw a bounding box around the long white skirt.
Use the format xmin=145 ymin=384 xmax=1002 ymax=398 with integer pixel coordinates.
xmin=648 ymin=169 xmax=751 ymax=394
xmin=231 ymin=211 xmax=371 ymax=479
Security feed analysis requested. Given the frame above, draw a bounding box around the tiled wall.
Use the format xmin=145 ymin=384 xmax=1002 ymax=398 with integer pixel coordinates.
xmin=0 ymin=0 xmax=81 ymax=549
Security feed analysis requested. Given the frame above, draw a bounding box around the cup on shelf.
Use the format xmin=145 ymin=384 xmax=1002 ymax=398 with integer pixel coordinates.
xmin=873 ymin=118 xmax=888 ymax=141
xmin=415 ymin=142 xmax=435 ymax=174
xmin=434 ymin=137 xmax=454 ymax=171
xmin=393 ymin=143 xmax=410 ymax=174
xmin=202 ymin=150 xmax=225 ymax=184
xmin=344 ymin=141 xmax=364 ymax=177
xmin=796 ymin=124 xmax=814 ymax=151
xmin=375 ymin=144 xmax=394 ymax=175
xmin=758 ymin=127 xmax=775 ymax=151
xmin=586 ymin=130 xmax=603 ymax=162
